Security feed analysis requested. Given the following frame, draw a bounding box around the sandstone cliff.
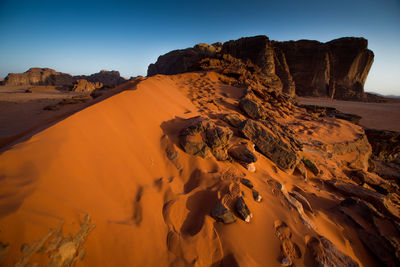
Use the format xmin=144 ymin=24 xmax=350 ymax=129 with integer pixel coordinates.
xmin=147 ymin=35 xmax=374 ymax=100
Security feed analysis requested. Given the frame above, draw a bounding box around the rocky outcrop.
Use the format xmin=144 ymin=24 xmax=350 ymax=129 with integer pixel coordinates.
xmin=4 ymin=68 xmax=126 ymax=87
xmin=4 ymin=68 xmax=75 ymax=86
xmin=148 ymin=35 xmax=373 ymax=100
xmin=148 ymin=43 xmax=220 ymax=76
xmin=240 ymin=119 xmax=300 ymax=170
xmin=72 ymin=79 xmax=103 ymax=93
xmin=307 ymin=236 xmax=359 ymax=267
xmin=75 ymin=70 xmax=126 ymax=86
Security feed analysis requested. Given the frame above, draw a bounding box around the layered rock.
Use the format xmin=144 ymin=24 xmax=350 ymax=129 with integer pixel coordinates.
xmin=148 ymin=35 xmax=374 ymax=99
xmin=4 ymin=68 xmax=126 ymax=87
xmin=4 ymin=68 xmax=75 ymax=86
xmin=72 ymin=79 xmax=103 ymax=93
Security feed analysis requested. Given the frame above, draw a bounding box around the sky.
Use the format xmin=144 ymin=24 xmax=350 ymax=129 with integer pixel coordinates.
xmin=0 ymin=0 xmax=399 ymax=95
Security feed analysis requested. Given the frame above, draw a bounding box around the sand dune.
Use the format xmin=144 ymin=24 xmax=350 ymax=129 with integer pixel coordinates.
xmin=0 ymin=72 xmax=394 ymax=266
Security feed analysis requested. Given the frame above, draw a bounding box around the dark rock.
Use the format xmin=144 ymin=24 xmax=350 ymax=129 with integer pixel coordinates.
xmin=307 ymin=236 xmax=359 ymax=267
xmin=240 ymin=119 xmax=299 ymax=170
xmin=273 ymin=37 xmax=373 ymax=100
xmin=211 ymin=202 xmax=236 ymax=224
xmin=365 ymin=128 xmax=400 ymax=163
xmin=302 ymin=158 xmax=319 ymax=176
xmin=235 ymin=197 xmax=252 ymax=222
xmin=222 ymin=113 xmax=245 ymax=128
xmin=240 ymin=178 xmax=254 ymax=189
xmin=75 ymin=70 xmax=126 ymax=86
xmin=327 ymin=179 xmax=400 ymax=221
xmin=358 ymin=229 xmax=398 ymax=267
xmin=252 ymin=189 xmax=262 ymax=202
xmin=147 ymin=35 xmax=374 ymax=100
xmin=229 ymin=144 xmax=257 ymax=164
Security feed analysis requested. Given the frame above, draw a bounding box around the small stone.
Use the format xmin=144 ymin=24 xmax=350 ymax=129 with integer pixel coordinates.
xmin=245 ymin=163 xmax=256 ymax=172
xmin=252 ymin=189 xmax=262 ymax=202
xmin=281 ymin=257 xmax=292 ymax=266
xmin=240 ymin=178 xmax=254 ymax=189
xmin=236 ymin=197 xmax=252 ymax=222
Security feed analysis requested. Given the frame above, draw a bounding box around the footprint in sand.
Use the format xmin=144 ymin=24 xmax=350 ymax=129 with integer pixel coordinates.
xmin=274 ymin=220 xmax=302 ymax=265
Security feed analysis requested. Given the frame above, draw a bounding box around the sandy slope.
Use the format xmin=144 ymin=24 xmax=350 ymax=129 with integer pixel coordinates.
xmin=0 ymin=72 xmax=383 ymax=266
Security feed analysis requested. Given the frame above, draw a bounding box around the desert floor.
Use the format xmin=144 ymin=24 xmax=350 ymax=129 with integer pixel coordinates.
xmin=298 ymin=96 xmax=400 ymax=132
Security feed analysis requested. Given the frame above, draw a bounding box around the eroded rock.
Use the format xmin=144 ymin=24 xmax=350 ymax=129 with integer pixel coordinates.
xmin=179 ymin=117 xmax=233 ymax=160
xmin=306 ymin=236 xmax=359 ymax=267
xmin=240 ymin=119 xmax=299 ymax=170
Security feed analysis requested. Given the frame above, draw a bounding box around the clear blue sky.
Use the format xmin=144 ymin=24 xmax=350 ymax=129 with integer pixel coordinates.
xmin=0 ymin=0 xmax=399 ymax=95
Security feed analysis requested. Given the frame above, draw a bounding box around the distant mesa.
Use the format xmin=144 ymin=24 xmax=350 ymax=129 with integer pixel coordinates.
xmin=3 ymin=68 xmax=126 ymax=87
xmin=74 ymin=70 xmax=126 ymax=86
xmin=147 ymin=35 xmax=374 ymax=100
xmin=4 ymin=67 xmax=75 ymax=86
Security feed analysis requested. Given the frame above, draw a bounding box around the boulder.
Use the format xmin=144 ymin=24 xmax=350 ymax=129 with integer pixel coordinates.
xmin=179 ymin=117 xmax=233 ymax=160
xmin=229 ymin=144 xmax=257 ymax=164
xmin=222 ymin=113 xmax=245 ymax=128
xmin=240 ymin=119 xmax=299 ymax=170
xmin=211 ymin=202 xmax=236 ymax=224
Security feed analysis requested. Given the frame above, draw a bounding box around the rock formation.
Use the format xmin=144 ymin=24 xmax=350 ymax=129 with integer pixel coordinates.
xmin=75 ymin=70 xmax=126 ymax=86
xmin=72 ymin=79 xmax=103 ymax=93
xmin=147 ymin=35 xmax=374 ymax=100
xmin=4 ymin=68 xmax=126 ymax=87
xmin=4 ymin=68 xmax=75 ymax=86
